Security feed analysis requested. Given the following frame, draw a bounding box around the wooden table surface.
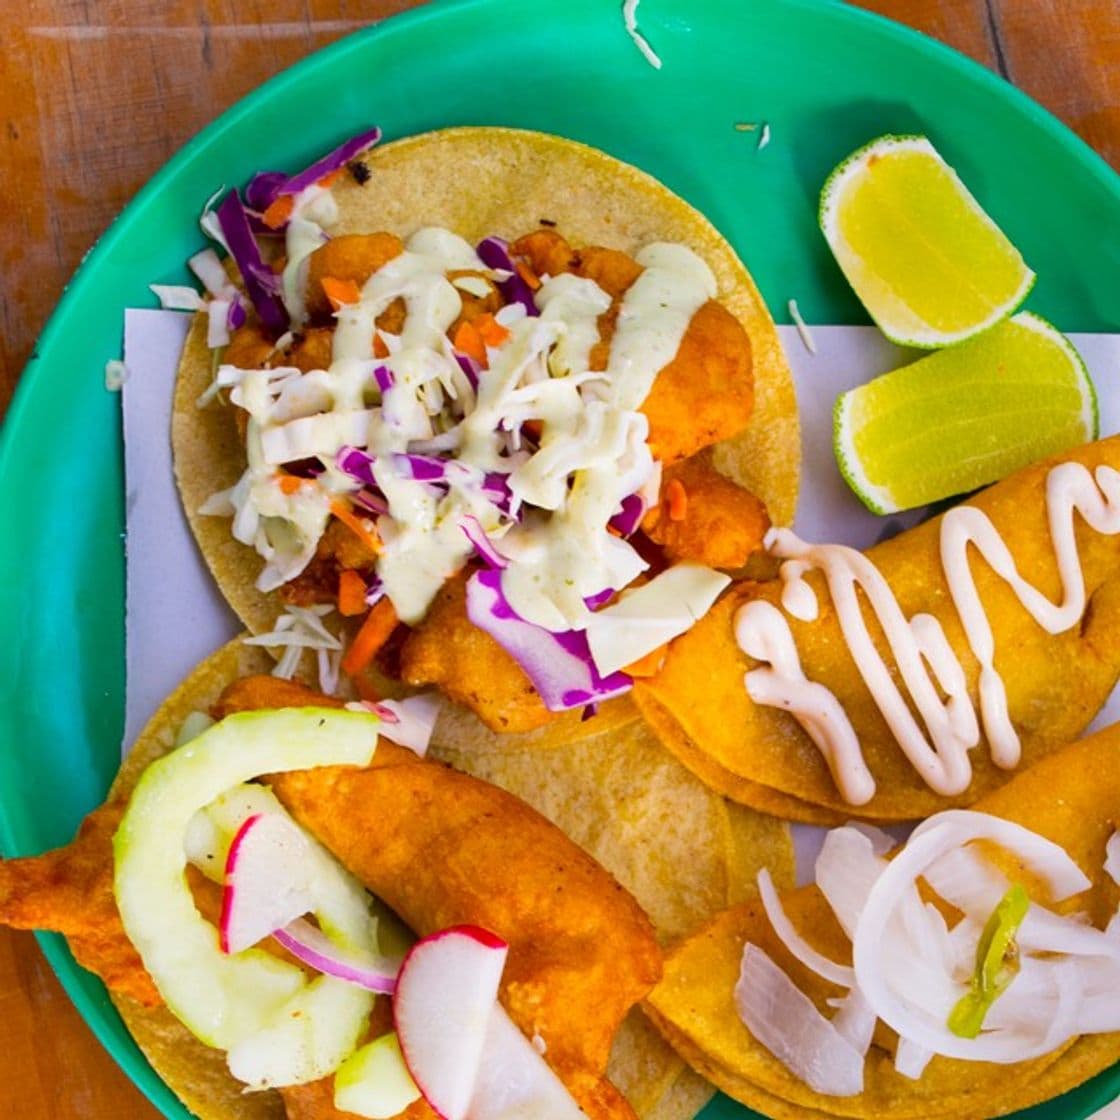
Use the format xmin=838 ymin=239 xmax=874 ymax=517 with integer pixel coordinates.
xmin=1 ymin=1 xmax=1118 ymax=1117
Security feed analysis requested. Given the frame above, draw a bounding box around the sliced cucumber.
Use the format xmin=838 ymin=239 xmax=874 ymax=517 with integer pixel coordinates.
xmin=334 ymin=1033 xmax=421 ymax=1119
xmin=113 ymin=708 xmax=379 ymax=1080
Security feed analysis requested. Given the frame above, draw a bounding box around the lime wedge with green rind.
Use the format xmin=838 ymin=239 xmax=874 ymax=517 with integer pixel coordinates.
xmin=834 ymin=312 xmax=1098 ymax=515
xmin=820 ymin=135 xmax=1035 ymax=348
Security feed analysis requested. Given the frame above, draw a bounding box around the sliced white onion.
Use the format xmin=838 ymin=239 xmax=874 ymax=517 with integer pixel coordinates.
xmin=1019 ymin=904 xmax=1120 ymax=960
xmin=756 ymin=868 xmax=854 ymax=987
xmin=921 ymin=845 xmax=1008 ymax=921
xmin=273 ymin=918 xmax=398 ymax=994
xmin=815 ymin=826 xmax=888 ymax=939
xmin=830 ymin=989 xmax=877 ymax=1056
xmin=1106 ymin=831 xmax=1120 ymax=887
xmin=893 ymin=1038 xmax=933 ymax=1080
xmin=735 ymin=944 xmax=864 ymax=1097
xmin=150 ymin=283 xmax=206 ymax=311
xmin=854 ymin=814 xmax=1091 ymax=1063
xmin=908 ymin=812 xmax=1091 ymax=901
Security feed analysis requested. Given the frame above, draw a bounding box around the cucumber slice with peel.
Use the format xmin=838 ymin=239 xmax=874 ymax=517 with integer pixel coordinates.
xmin=114 ymin=708 xmax=380 ymax=1084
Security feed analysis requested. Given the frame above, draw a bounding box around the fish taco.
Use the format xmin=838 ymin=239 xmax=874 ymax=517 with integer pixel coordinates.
xmin=171 ymin=126 xmax=800 ymax=733
xmin=0 ymin=638 xmax=793 ymax=1120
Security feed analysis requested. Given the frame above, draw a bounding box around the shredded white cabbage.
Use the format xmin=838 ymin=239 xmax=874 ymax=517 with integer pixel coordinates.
xmin=245 ymin=605 xmax=342 ymax=693
xmin=622 ymin=0 xmax=663 ymax=70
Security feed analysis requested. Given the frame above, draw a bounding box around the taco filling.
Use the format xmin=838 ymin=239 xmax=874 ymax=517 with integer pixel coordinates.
xmin=172 ymin=127 xmax=797 ymax=732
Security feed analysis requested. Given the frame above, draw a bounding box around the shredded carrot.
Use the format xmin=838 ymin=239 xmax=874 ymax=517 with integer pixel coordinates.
xmin=372 ymin=332 xmax=389 ymax=359
xmin=321 ymin=276 xmax=363 ymax=311
xmin=337 ymin=569 xmax=368 ymax=617
xmin=261 ymin=195 xmax=294 ymax=230
xmin=341 ymin=598 xmax=398 ymax=677
xmin=330 ymin=499 xmax=382 ymax=556
xmin=474 ymin=313 xmax=511 ymax=348
xmin=515 ymin=260 xmax=541 ymax=292
xmin=666 ymin=478 xmax=689 ymax=522
xmin=317 ymin=168 xmax=344 ymax=189
xmin=453 ymin=320 xmax=488 ymax=367
xmin=522 ymin=419 xmax=543 ymax=441
xmin=277 ymin=473 xmax=303 ymax=496
xmin=623 ymin=645 xmax=668 ymax=678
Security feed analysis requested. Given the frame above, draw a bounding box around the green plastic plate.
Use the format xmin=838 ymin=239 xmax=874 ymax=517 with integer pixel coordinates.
xmin=1 ymin=0 xmax=1118 ymax=1117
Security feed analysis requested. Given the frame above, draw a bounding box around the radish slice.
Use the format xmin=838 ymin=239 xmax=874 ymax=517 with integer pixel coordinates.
xmin=467 ymin=1006 xmax=585 ymax=1120
xmin=394 ymin=925 xmax=509 ymax=1120
xmin=735 ymin=943 xmax=864 ymax=1097
xmin=273 ymin=918 xmax=397 ymax=994
xmin=345 ymin=694 xmax=441 ymax=757
xmin=757 ymin=868 xmax=853 ymax=987
xmin=220 ymin=813 xmax=317 ymax=955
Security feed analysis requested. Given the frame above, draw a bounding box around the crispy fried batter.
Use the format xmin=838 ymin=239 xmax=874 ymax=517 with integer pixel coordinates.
xmin=269 ymin=754 xmax=659 ymax=1119
xmin=511 ymin=230 xmax=754 ymax=462
xmin=640 ymin=300 xmax=753 ymax=463
xmin=0 ymin=799 xmax=160 ymax=1007
xmin=210 ymin=675 xmax=345 ymax=719
xmin=398 ymin=575 xmax=555 ymax=733
xmin=305 ymin=233 xmax=405 ymax=319
xmin=642 ymin=452 xmax=770 ymax=569
xmin=288 ymin=328 xmax=334 ymax=373
xmin=278 ymin=520 xmax=380 ymax=609
xmin=225 ymin=324 xmax=275 ymax=371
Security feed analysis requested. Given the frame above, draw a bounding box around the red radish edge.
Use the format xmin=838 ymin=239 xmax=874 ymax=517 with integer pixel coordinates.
xmin=219 ymin=812 xmax=264 ymax=954
xmin=392 ymin=924 xmax=510 ymax=1119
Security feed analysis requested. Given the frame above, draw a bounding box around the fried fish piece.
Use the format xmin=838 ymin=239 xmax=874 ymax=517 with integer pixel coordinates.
xmin=642 ymin=451 xmax=770 ymax=570
xmin=636 ymin=436 xmax=1120 ymax=822
xmin=511 ymin=231 xmax=754 ymax=464
xmin=399 ymin=574 xmax=554 ymax=733
xmin=304 ymin=232 xmax=405 ymax=319
xmin=0 ymin=668 xmax=658 ymax=1120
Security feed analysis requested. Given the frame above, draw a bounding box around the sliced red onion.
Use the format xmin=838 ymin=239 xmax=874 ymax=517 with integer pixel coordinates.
xmin=273 ymin=917 xmax=398 ymax=994
xmin=461 ymin=516 xmax=509 ymax=570
xmin=608 ymin=493 xmax=646 ymax=538
xmin=735 ymin=943 xmax=864 ymax=1097
xmin=337 ymin=446 xmax=378 ymax=487
xmin=394 ymin=453 xmax=446 ymax=482
xmin=351 ymin=489 xmax=389 ymax=517
xmin=584 ymin=588 xmax=615 ymax=611
xmin=477 ymin=236 xmax=539 ymax=316
xmin=455 ymin=351 xmax=481 ymax=391
xmin=245 ymin=170 xmax=290 ymax=213
xmin=374 ymin=365 xmax=395 ymax=394
xmin=281 ymin=128 xmax=382 ymax=196
xmin=465 ymin=569 xmax=631 ymax=711
xmin=757 ymin=868 xmax=854 ymax=987
xmin=215 ymin=189 xmax=289 ymax=334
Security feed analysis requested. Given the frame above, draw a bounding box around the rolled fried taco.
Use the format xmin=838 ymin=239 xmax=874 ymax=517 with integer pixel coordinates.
xmin=643 ymin=721 xmax=1120 ymax=1119
xmin=635 ymin=436 xmax=1120 ymax=822
xmin=171 ymin=126 xmax=799 ymax=733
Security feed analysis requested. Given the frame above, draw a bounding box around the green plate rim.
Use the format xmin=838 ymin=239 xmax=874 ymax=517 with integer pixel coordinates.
xmin=2 ymin=0 xmax=1118 ymax=1117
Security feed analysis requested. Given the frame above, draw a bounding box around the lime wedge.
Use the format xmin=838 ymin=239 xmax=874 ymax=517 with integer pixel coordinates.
xmin=820 ymin=135 xmax=1035 ymax=348
xmin=834 ymin=313 xmax=1098 ymax=514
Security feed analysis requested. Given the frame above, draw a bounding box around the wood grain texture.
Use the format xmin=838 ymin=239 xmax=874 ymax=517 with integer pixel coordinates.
xmin=0 ymin=2 xmax=1118 ymax=1118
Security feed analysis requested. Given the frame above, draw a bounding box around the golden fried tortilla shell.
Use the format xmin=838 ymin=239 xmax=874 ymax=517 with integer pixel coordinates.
xmin=645 ymin=720 xmax=1120 ymax=1118
xmin=173 ymin=126 xmax=799 ymax=641
xmin=636 ymin=436 xmax=1120 ymax=822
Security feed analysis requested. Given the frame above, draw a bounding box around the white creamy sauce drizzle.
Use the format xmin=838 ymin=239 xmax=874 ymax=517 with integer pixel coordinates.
xmin=204 ymin=223 xmax=716 ymax=627
xmin=735 ymin=463 xmax=1120 ymax=804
